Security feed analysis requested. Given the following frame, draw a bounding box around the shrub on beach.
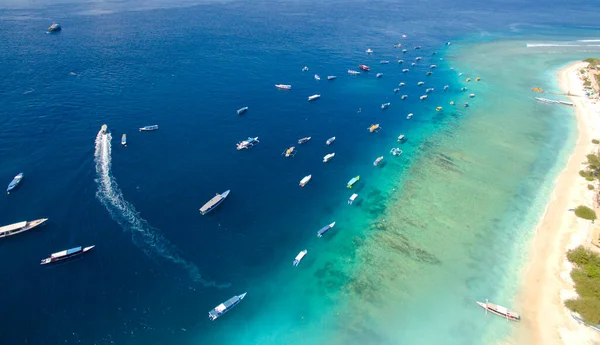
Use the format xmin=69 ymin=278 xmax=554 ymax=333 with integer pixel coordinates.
xmin=565 ymin=246 xmax=600 ymax=325
xmin=588 ymin=184 xmax=595 ymax=190
xmin=592 ymin=139 xmax=600 ymax=144
xmin=574 ymin=206 xmax=597 ymax=220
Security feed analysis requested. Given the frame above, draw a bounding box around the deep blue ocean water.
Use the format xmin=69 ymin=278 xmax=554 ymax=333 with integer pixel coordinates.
xmin=1 ymin=1 xmax=600 ymax=344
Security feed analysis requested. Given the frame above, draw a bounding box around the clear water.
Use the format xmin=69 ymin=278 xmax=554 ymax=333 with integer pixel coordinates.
xmin=1 ymin=1 xmax=600 ymax=344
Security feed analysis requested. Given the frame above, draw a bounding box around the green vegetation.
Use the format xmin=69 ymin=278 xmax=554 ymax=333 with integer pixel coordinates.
xmin=574 ymin=205 xmax=597 ymax=221
xmin=580 ymin=153 xmax=600 ymax=181
xmin=592 ymin=139 xmax=600 ymax=144
xmin=588 ymin=184 xmax=595 ymax=191
xmin=584 ymin=58 xmax=600 ymax=68
xmin=565 ymin=246 xmax=600 ymax=325
xmin=584 ymin=79 xmax=592 ymax=87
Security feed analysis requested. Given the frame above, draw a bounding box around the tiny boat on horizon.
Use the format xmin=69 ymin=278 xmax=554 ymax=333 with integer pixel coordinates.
xmin=283 ymin=146 xmax=297 ymax=158
xmin=407 ymin=113 xmax=413 ymax=119
xmin=308 ymin=94 xmax=321 ymax=101
xmin=358 ymin=64 xmax=370 ymax=72
xmin=209 ymin=293 xmax=247 ymax=321
xmin=326 ymin=137 xmax=336 ymax=145
xmin=275 ymin=84 xmax=292 ymax=90
xmin=476 ymin=299 xmax=520 ymax=321
xmin=7 ymin=173 xmax=23 ymax=194
xmin=314 ymin=74 xmax=321 ymax=81
xmin=323 ymin=153 xmax=335 ymax=163
xmin=327 ymin=75 xmax=337 ymax=80
xmin=299 ymin=175 xmax=312 ymax=187
xmin=121 ymin=134 xmax=127 ymax=146
xmin=373 ymin=156 xmax=384 ymax=166
xmin=347 ymin=175 xmax=360 ymax=188
xmin=237 ymin=106 xmax=249 ymax=115
xmin=139 ymin=125 xmax=159 ymax=131
xmin=368 ymin=124 xmax=381 ymax=133
xmin=298 ymin=137 xmax=311 ymax=144
xmin=41 ymin=245 xmax=94 ymax=265
xmin=376 ymin=73 xmax=383 ymax=78
xmin=390 ymin=148 xmax=403 ymax=156
xmin=317 ymin=222 xmax=336 ymax=238
xmin=200 ymin=190 xmax=231 ymax=215
xmin=293 ymin=250 xmax=308 ymax=266
xmin=381 ymin=102 xmax=390 ymax=110
xmin=47 ymin=23 xmax=61 ymax=33
xmin=348 ymin=193 xmax=358 ymax=205
xmin=348 ymin=69 xmax=360 ymax=75
xmin=236 ymin=137 xmax=259 ymax=150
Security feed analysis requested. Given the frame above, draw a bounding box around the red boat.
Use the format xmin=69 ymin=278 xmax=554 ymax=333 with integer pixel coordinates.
xmin=358 ymin=64 xmax=370 ymax=72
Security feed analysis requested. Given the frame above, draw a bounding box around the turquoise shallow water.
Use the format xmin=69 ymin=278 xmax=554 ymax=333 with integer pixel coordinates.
xmin=2 ymin=0 xmax=600 ymax=344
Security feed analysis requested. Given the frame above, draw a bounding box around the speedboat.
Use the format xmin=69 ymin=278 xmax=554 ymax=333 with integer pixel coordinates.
xmin=327 ymin=76 xmax=337 ymax=80
xmin=41 ymin=245 xmax=94 ymax=265
xmin=469 ymin=93 xmax=476 ymax=98
xmin=47 ymin=23 xmax=61 ymax=32
xmin=401 ymin=95 xmax=408 ymax=100
xmin=380 ymin=60 xmax=390 ymax=64
xmin=348 ymin=193 xmax=358 ymax=205
xmin=209 ymin=293 xmax=247 ymax=321
xmin=317 ymin=222 xmax=336 ymax=238
xmin=121 ymin=134 xmax=127 ymax=146
xmin=476 ymin=77 xmax=481 ymax=81
xmin=236 ymin=137 xmax=259 ymax=150
xmin=373 ymin=156 xmax=384 ymax=166
xmin=302 ymin=66 xmax=309 ymax=72
xmin=323 ymin=153 xmax=335 ymax=163
xmin=365 ymin=48 xmax=373 ymax=54
xmin=101 ymin=124 xmax=108 ymax=134
xmin=326 ymin=137 xmax=336 ymax=145
xmin=393 ymin=88 xmax=400 ymax=93
xmin=426 ymin=88 xmax=434 ymax=93
xmin=420 ymin=95 xmax=428 ymax=100
xmin=283 ymin=146 xmax=296 ymax=158
xmin=398 ymin=134 xmax=405 ymax=142
xmin=7 ymin=173 xmax=23 ymax=194
xmin=402 ymin=69 xmax=409 ymax=73
xmin=348 ymin=70 xmax=360 ymax=75
xmin=299 ymin=175 xmax=312 ymax=187
xmin=417 ymin=81 xmax=424 ymax=86
xmin=381 ymin=102 xmax=390 ymax=110
xmin=466 ymin=78 xmax=471 ymax=82
xmin=398 ymin=60 xmax=404 ymax=64
xmin=446 ymin=41 xmax=451 ymax=45
xmin=376 ymin=73 xmax=383 ymax=78
xmin=368 ymin=124 xmax=381 ymax=133
xmin=293 ymin=250 xmax=308 ymax=266
xmin=426 ymin=71 xmax=432 ymax=76
xmin=139 ymin=125 xmax=159 ymax=131
xmin=237 ymin=106 xmax=249 ymax=115
xmin=390 ymin=148 xmax=403 ymax=156
xmin=411 ymin=62 xmax=416 ymax=66
xmin=200 ymin=190 xmax=231 ymax=215
xmin=275 ymin=84 xmax=292 ymax=90
xmin=443 ymin=85 xmax=449 ymax=91
xmin=399 ymin=82 xmax=405 ymax=87
xmin=430 ymin=64 xmax=437 ymax=69
xmin=314 ymin=74 xmax=321 ymax=81
xmin=415 ymin=57 xmax=422 ymax=61
xmin=402 ymin=49 xmax=407 ymax=53
xmin=298 ymin=137 xmax=311 ymax=144
xmin=308 ymin=94 xmax=321 ymax=101
xmin=358 ymin=64 xmax=370 ymax=72
xmin=347 ymin=176 xmax=360 ymax=188
xmin=476 ymin=299 xmax=520 ymax=321
xmin=407 ymin=113 xmax=413 ymax=119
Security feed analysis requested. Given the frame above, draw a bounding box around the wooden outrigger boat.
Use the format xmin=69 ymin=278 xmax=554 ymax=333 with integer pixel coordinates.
xmin=476 ymin=299 xmax=520 ymax=322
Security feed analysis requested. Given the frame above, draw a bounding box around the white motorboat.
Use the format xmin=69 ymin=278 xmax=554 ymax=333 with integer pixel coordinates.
xmin=323 ymin=153 xmax=335 ymax=163
xmin=275 ymin=84 xmax=292 ymax=90
xmin=299 ymin=175 xmax=312 ymax=187
xmin=308 ymin=94 xmax=321 ymax=101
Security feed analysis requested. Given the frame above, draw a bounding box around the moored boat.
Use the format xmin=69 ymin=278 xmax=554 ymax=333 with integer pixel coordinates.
xmin=415 ymin=57 xmax=422 ymax=61
xmin=326 ymin=136 xmax=336 ymax=145
xmin=327 ymin=75 xmax=337 ymax=80
xmin=368 ymin=124 xmax=381 ymax=133
xmin=293 ymin=250 xmax=308 ymax=266
xmin=430 ymin=64 xmax=437 ymax=69
xmin=398 ymin=59 xmax=404 ymax=64
xmin=237 ymin=106 xmax=249 ymax=115
xmin=348 ymin=193 xmax=358 ymax=205
xmin=275 ymin=84 xmax=292 ymax=90
xmin=436 ymin=106 xmax=443 ymax=111
xmin=358 ymin=64 xmax=370 ymax=72
xmin=402 ymin=49 xmax=407 ymax=53
xmin=41 ymin=245 xmax=94 ymax=265
xmin=398 ymin=134 xmax=405 ymax=142
xmin=209 ymin=293 xmax=247 ymax=321
xmin=299 ymin=175 xmax=312 ymax=187
xmin=200 ymin=190 xmax=230 ymax=215
xmin=348 ymin=69 xmax=360 ymax=75
xmin=476 ymin=299 xmax=520 ymax=321
xmin=399 ymin=82 xmax=405 ymax=86
xmin=469 ymin=93 xmax=475 ymax=98
xmin=417 ymin=81 xmax=425 ymax=86
xmin=0 ymin=218 xmax=48 ymax=239
xmin=407 ymin=113 xmax=413 ymax=119
xmin=401 ymin=95 xmax=408 ymax=100
xmin=302 ymin=66 xmax=309 ymax=72
xmin=139 ymin=125 xmax=159 ymax=131
xmin=47 ymin=23 xmax=61 ymax=32
xmin=380 ymin=60 xmax=389 ymax=64
xmin=283 ymin=146 xmax=296 ymax=158
xmin=402 ymin=68 xmax=409 ymax=73
xmin=236 ymin=137 xmax=259 ymax=150
xmin=444 ymin=85 xmax=449 ymax=90
xmin=373 ymin=156 xmax=384 ymax=166
xmin=420 ymin=95 xmax=428 ymax=100
xmin=376 ymin=73 xmax=383 ymax=78
xmin=365 ymin=48 xmax=373 ymax=54
xmin=298 ymin=137 xmax=311 ymax=144
xmin=317 ymin=222 xmax=336 ymax=237
xmin=323 ymin=153 xmax=335 ymax=163
xmin=121 ymin=134 xmax=127 ymax=146
xmin=308 ymin=94 xmax=321 ymax=101
xmin=314 ymin=74 xmax=321 ymax=81
xmin=7 ymin=173 xmax=23 ymax=194
xmin=347 ymin=175 xmax=360 ymax=188
xmin=426 ymin=88 xmax=434 ymax=93
xmin=393 ymin=88 xmax=400 ymax=93
xmin=390 ymin=148 xmax=403 ymax=156
xmin=426 ymin=71 xmax=433 ymax=76
xmin=381 ymin=102 xmax=390 ymax=110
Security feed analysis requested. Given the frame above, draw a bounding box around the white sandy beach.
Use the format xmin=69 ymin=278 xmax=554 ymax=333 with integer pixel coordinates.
xmin=516 ymin=62 xmax=600 ymax=345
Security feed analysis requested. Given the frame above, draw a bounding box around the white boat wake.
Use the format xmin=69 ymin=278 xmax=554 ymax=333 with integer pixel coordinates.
xmin=94 ymin=128 xmax=229 ymax=288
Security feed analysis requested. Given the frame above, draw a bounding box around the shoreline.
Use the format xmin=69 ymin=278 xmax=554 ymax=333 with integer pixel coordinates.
xmin=516 ymin=61 xmax=600 ymax=345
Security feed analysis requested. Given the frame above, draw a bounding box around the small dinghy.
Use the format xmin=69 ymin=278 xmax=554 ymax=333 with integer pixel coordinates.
xmin=299 ymin=175 xmax=312 ymax=187
xmin=390 ymin=148 xmax=403 ymax=156
xmin=237 ymin=106 xmax=249 ymax=115
xmin=326 ymin=137 xmax=336 ymax=145
xmin=381 ymin=102 xmax=390 ymax=110
xmin=323 ymin=153 xmax=335 ymax=163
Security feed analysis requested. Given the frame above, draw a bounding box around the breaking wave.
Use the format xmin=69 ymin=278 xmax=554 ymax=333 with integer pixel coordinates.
xmin=94 ymin=127 xmax=229 ymax=288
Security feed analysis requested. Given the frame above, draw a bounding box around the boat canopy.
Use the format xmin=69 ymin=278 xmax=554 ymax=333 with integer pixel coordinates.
xmin=0 ymin=221 xmax=27 ymax=234
xmin=51 ymin=250 xmax=69 ymax=258
xmin=66 ymin=247 xmax=82 ymax=255
xmin=295 ymin=251 xmax=307 ymax=260
xmin=496 ymin=305 xmax=508 ymax=315
xmin=215 ymin=304 xmax=227 ymax=312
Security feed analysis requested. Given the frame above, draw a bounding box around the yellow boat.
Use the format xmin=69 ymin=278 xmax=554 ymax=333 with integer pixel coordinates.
xmin=436 ymin=106 xmax=442 ymax=111
xmin=368 ymin=124 xmax=381 ymax=133
xmin=282 ymin=146 xmax=296 ymax=158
